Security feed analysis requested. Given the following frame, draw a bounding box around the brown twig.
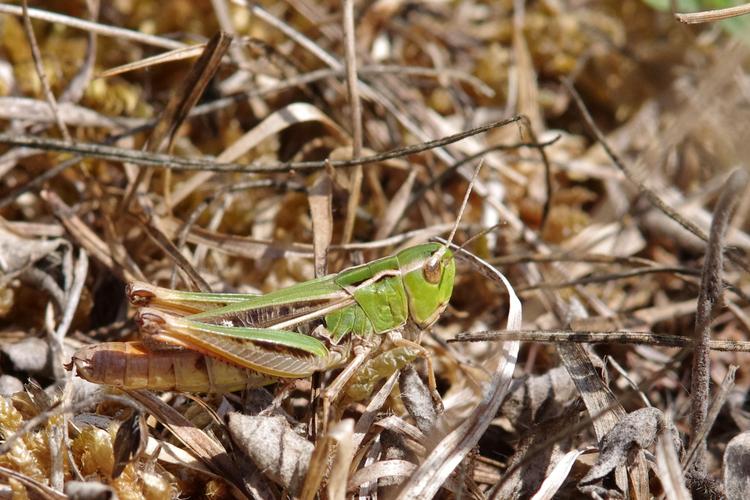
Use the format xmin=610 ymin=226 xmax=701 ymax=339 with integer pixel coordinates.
xmin=0 ymin=116 xmax=521 ymax=173
xmin=675 ymin=3 xmax=750 ymax=24
xmin=20 ymin=0 xmax=71 ymax=142
xmin=451 ymin=329 xmax=750 ymax=352
xmin=0 ymin=4 xmax=184 ymax=50
xmin=120 ymin=31 xmax=232 ymax=211
xmin=518 ymin=116 xmax=553 ymax=232
xmin=684 ymin=366 xmax=738 ymax=473
xmin=341 ymin=0 xmax=364 ymax=247
xmin=516 ymin=266 xmax=750 ymax=303
xmin=689 ymin=168 xmax=749 ymax=475
xmin=406 ymin=134 xmax=560 ymax=212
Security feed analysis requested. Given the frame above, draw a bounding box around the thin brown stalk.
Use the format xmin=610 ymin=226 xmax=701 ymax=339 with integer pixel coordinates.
xmin=406 ymin=134 xmax=560 ymax=212
xmin=518 ymin=116 xmax=553 ymax=232
xmin=675 ymin=3 xmax=750 ymax=23
xmin=341 ymin=0 xmax=364 ymax=247
xmin=20 ymin=0 xmax=70 ymax=142
xmin=517 ymin=266 xmax=750 ymax=303
xmin=451 ymin=329 xmax=750 ymax=352
xmin=689 ymin=169 xmax=749 ymax=475
xmin=490 ymin=252 xmax=654 ymax=267
xmin=0 ymin=4 xmax=185 ymax=50
xmin=0 ymin=116 xmax=521 ymax=173
xmin=685 ymin=367 xmax=738 ymax=475
xmin=121 ymin=32 xmax=232 ymax=211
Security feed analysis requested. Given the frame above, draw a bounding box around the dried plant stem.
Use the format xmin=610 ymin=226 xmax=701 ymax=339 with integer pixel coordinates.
xmin=452 ymin=329 xmax=750 ymax=352
xmin=0 ymin=116 xmax=521 ymax=173
xmin=518 ymin=116 xmax=553 ymax=231
xmin=20 ymin=0 xmax=71 ymax=142
xmin=341 ymin=0 xmax=364 ymax=246
xmin=0 ymin=4 xmax=184 ymax=50
xmin=121 ymin=31 xmax=232 ymax=211
xmin=518 ymin=266 xmax=749 ymax=302
xmin=684 ymin=367 xmax=738 ymax=472
xmin=689 ymin=169 xmax=749 ymax=475
xmin=675 ymin=3 xmax=750 ymax=24
xmin=192 ymin=64 xmax=494 ymax=117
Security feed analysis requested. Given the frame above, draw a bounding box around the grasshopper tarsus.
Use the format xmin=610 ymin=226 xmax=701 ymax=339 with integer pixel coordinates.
xmin=431 ymin=390 xmax=445 ymax=414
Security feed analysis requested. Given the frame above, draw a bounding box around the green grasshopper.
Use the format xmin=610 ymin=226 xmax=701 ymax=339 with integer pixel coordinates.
xmin=73 ymin=243 xmax=454 ymax=408
xmin=72 ymin=168 xmax=481 ymax=412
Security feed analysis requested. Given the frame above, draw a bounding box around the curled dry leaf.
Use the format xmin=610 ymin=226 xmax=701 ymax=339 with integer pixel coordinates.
xmin=0 ymin=226 xmax=65 ymax=275
xmin=500 ymin=366 xmax=578 ymax=424
xmin=399 ymin=365 xmax=437 ymax=434
xmin=227 ymin=413 xmax=313 ymax=495
xmin=309 ymin=171 xmax=333 ymax=278
xmin=579 ymin=407 xmax=666 ymax=486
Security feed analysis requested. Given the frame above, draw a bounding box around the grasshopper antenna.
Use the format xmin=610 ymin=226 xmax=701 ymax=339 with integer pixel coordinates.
xmin=457 ymin=221 xmax=504 ymax=251
xmin=431 ymin=160 xmax=484 ymax=265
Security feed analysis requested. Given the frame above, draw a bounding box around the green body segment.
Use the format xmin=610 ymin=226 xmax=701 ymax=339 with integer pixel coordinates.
xmin=325 ymin=242 xmax=455 ymax=340
xmin=145 ymin=312 xmax=339 ymax=378
xmin=324 ymin=305 xmax=373 ymax=343
xmin=346 ymin=346 xmax=418 ymax=401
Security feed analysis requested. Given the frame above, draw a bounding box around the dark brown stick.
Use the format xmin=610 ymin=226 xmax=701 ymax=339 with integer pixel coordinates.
xmin=689 ymin=168 xmax=749 ymax=475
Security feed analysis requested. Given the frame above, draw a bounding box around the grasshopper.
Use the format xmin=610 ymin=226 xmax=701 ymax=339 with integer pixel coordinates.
xmin=73 ymin=242 xmax=454 ymax=408
xmin=72 ymin=168 xmax=481 ymax=412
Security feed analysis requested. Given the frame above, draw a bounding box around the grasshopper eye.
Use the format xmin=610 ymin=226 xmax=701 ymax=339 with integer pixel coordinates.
xmin=423 ymin=256 xmax=442 ymax=284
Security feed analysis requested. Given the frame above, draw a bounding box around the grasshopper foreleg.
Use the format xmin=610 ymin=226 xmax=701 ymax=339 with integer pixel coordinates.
xmin=390 ymin=336 xmax=443 ymax=412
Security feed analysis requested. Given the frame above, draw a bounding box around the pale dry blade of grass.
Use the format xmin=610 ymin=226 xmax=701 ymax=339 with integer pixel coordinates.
xmin=397 ymin=249 xmax=521 ymax=499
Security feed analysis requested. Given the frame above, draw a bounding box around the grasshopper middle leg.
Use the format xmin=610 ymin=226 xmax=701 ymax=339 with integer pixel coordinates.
xmin=344 ymin=332 xmax=443 ymax=412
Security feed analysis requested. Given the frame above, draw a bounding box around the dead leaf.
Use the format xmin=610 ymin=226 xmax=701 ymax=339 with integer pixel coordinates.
xmin=579 ymin=407 xmax=665 ymax=486
xmin=228 ymin=413 xmax=313 ymax=495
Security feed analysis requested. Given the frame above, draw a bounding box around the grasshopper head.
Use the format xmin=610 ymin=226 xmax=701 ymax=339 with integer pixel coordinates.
xmin=398 ymin=243 xmax=455 ymax=329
